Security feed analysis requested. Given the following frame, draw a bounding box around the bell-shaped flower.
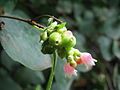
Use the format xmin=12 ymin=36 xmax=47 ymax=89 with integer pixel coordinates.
xmin=76 ymin=52 xmax=97 ymax=68
xmin=64 ymin=63 xmax=77 ymax=77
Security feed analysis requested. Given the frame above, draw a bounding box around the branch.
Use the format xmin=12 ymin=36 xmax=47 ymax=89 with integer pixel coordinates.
xmin=0 ymin=15 xmax=45 ymax=29
xmin=32 ymin=14 xmax=63 ymax=24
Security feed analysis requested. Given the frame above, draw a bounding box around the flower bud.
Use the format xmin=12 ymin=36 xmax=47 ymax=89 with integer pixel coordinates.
xmin=47 ymin=18 xmax=53 ymax=26
xmin=76 ymin=57 xmax=82 ymax=64
xmin=66 ymin=48 xmax=74 ymax=56
xmin=47 ymin=21 xmax=58 ymax=34
xmin=40 ymin=31 xmax=48 ymax=41
xmin=70 ymin=60 xmax=77 ymax=67
xmin=73 ymin=48 xmax=81 ymax=55
xmin=67 ymin=55 xmax=74 ymax=63
xmin=61 ymin=31 xmax=76 ymax=48
xmin=49 ymin=32 xmax=62 ymax=46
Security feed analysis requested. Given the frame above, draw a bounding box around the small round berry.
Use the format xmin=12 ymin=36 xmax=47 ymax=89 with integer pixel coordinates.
xmin=40 ymin=31 xmax=48 ymax=41
xmin=49 ymin=32 xmax=62 ymax=46
xmin=61 ymin=31 xmax=76 ymax=48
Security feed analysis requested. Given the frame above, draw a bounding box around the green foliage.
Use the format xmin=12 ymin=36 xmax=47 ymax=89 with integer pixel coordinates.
xmin=0 ymin=14 xmax=51 ymax=71
xmin=0 ymin=0 xmax=120 ymax=90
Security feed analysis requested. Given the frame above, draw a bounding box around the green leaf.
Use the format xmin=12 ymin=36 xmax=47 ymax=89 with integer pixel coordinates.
xmin=0 ymin=18 xmax=51 ymax=71
xmin=55 ymin=23 xmax=66 ymax=30
xmin=14 ymin=67 xmax=45 ymax=85
xmin=97 ymin=36 xmax=113 ymax=61
xmin=102 ymin=26 xmax=120 ymax=40
xmin=0 ymin=50 xmax=20 ymax=72
xmin=113 ymin=40 xmax=120 ymax=59
xmin=56 ymin=0 xmax=72 ymax=14
xmin=73 ymin=31 xmax=86 ymax=51
xmin=0 ymin=0 xmax=17 ymax=13
xmin=0 ymin=68 xmax=22 ymax=90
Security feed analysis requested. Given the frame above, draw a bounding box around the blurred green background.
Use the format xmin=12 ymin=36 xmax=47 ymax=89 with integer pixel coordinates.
xmin=0 ymin=0 xmax=120 ymax=90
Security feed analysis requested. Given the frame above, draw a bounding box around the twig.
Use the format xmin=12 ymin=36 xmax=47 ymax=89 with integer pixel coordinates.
xmin=0 ymin=15 xmax=45 ymax=29
xmin=32 ymin=14 xmax=63 ymax=23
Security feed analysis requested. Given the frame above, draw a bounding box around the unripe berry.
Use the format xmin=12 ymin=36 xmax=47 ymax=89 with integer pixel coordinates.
xmin=40 ymin=31 xmax=48 ymax=41
xmin=70 ymin=60 xmax=77 ymax=68
xmin=49 ymin=32 xmax=62 ymax=46
xmin=61 ymin=31 xmax=76 ymax=48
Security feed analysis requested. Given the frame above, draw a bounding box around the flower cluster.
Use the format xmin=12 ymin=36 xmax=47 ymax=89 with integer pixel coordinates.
xmin=40 ymin=18 xmax=97 ymax=77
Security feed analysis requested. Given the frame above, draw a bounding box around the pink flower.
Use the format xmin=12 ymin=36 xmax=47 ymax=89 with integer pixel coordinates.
xmin=80 ymin=52 xmax=97 ymax=68
xmin=64 ymin=63 xmax=77 ymax=77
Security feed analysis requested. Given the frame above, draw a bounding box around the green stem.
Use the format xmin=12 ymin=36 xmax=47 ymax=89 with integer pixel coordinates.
xmin=46 ymin=51 xmax=57 ymax=90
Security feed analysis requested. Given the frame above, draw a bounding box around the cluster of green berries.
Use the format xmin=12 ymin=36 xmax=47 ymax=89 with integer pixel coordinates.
xmin=40 ymin=18 xmax=81 ymax=67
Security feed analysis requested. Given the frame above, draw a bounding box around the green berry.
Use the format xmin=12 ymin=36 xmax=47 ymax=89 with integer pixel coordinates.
xmin=49 ymin=32 xmax=62 ymax=46
xmin=40 ymin=31 xmax=48 ymax=41
xmin=61 ymin=31 xmax=76 ymax=48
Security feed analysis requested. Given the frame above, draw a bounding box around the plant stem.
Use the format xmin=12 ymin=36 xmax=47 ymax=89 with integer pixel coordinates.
xmin=32 ymin=14 xmax=63 ymax=24
xmin=46 ymin=51 xmax=57 ymax=90
xmin=0 ymin=15 xmax=45 ymax=29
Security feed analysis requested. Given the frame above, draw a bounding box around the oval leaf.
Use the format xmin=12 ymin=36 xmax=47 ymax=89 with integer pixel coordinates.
xmin=0 ymin=18 xmax=51 ymax=71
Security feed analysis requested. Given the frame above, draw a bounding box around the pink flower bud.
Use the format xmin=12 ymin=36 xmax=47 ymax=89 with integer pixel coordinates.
xmin=66 ymin=30 xmax=73 ymax=35
xmin=80 ymin=52 xmax=97 ymax=68
xmin=64 ymin=63 xmax=77 ymax=77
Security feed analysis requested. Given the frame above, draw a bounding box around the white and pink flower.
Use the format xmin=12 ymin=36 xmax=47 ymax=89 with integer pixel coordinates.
xmin=64 ymin=63 xmax=77 ymax=77
xmin=76 ymin=52 xmax=97 ymax=68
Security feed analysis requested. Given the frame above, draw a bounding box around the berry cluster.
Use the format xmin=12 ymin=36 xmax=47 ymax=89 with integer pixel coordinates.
xmin=40 ymin=18 xmax=97 ymax=77
xmin=40 ymin=18 xmax=79 ymax=66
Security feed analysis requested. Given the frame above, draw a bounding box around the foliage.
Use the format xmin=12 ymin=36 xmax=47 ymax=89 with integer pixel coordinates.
xmin=0 ymin=0 xmax=120 ymax=90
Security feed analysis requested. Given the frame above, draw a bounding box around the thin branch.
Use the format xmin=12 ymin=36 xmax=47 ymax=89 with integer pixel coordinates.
xmin=0 ymin=15 xmax=45 ymax=29
xmin=32 ymin=14 xmax=63 ymax=23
